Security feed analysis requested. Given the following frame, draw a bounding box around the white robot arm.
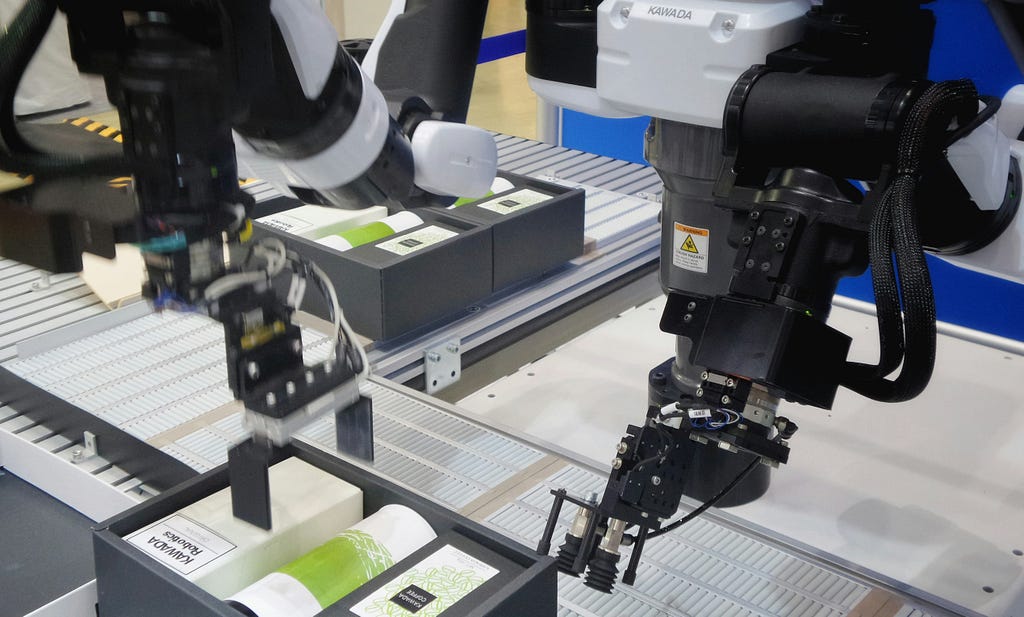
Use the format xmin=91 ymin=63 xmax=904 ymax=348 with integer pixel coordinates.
xmin=234 ymin=0 xmax=497 ymax=209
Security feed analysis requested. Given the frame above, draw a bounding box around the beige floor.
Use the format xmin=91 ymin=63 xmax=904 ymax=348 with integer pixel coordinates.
xmin=471 ymin=0 xmax=537 ymax=139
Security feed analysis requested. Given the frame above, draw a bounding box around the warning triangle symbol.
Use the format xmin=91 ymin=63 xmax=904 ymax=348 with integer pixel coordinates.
xmin=681 ymin=235 xmax=700 ymax=254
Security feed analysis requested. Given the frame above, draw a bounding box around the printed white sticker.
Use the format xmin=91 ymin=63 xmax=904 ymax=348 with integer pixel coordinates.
xmin=476 ymin=189 xmax=551 ymax=215
xmin=673 ymin=222 xmax=710 ymax=274
xmin=351 ymin=545 xmax=499 ymax=617
xmin=376 ymin=225 xmax=458 ymax=257
xmin=125 ymin=514 xmax=236 ymax=576
xmin=257 ymin=212 xmax=313 ymax=234
xmin=688 ymin=409 xmax=713 ymax=419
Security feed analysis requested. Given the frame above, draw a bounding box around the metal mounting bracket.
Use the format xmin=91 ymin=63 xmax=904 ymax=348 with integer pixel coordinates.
xmin=424 ymin=339 xmax=462 ymax=394
xmin=70 ymin=431 xmax=98 ymax=464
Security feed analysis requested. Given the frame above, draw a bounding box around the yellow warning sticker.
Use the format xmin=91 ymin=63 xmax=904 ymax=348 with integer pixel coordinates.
xmin=681 ymin=234 xmax=700 ymax=254
xmin=673 ymin=222 xmax=710 ymax=273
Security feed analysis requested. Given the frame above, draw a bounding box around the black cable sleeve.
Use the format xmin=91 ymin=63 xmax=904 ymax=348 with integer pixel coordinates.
xmin=842 ymin=80 xmax=979 ymax=402
xmin=0 ymin=0 xmax=127 ymax=176
xmin=646 ymin=457 xmax=761 ymax=540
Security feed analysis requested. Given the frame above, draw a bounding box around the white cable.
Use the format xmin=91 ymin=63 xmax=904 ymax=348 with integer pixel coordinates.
xmin=309 ymin=261 xmax=369 ymax=379
xmin=203 ymin=271 xmax=267 ymax=301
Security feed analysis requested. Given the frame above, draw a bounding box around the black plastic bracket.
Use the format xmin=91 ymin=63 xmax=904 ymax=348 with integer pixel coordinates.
xmin=227 ymin=437 xmax=275 ymax=530
xmin=336 ymin=395 xmax=375 ymax=463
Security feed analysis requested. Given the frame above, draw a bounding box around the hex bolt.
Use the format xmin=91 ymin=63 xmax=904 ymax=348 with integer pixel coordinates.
xmin=427 ymin=352 xmax=442 ymax=363
xmin=446 ymin=343 xmax=460 ymax=354
xmin=71 ymin=448 xmax=84 ymax=463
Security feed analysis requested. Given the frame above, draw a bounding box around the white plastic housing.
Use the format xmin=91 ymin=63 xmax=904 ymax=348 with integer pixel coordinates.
xmin=411 ymin=120 xmax=498 ymax=197
xmin=948 ymin=103 xmax=1012 ymax=212
xmin=941 ymin=144 xmax=1024 ymax=285
xmin=270 ymin=0 xmax=339 ymax=100
xmin=595 ymin=0 xmax=810 ymax=127
xmin=235 ymin=66 xmax=390 ymax=193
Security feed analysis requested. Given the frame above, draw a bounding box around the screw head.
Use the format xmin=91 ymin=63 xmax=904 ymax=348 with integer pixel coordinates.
xmin=775 ymin=242 xmax=786 ymax=252
xmin=292 ymin=340 xmax=303 ymax=355
xmin=745 ymin=259 xmax=756 ymax=269
xmin=427 ymin=352 xmax=442 ymax=363
xmin=305 ymin=371 xmax=315 ymax=384
xmin=721 ymin=395 xmax=731 ymax=405
xmin=760 ymin=262 xmax=772 ymax=272
xmin=613 ymin=458 xmax=624 ymax=470
xmin=725 ymin=378 xmax=736 ymax=388
xmin=620 ymin=6 xmax=631 ymax=18
xmin=742 ymin=236 xmax=753 ymax=246
xmin=247 ymin=362 xmax=260 ymax=379
xmin=617 ymin=441 xmax=629 ymax=454
xmin=683 ymin=314 xmax=693 ymax=323
xmin=446 ymin=343 xmax=460 ymax=354
xmin=783 ymin=216 xmax=795 ymax=227
xmin=71 ymin=448 xmax=84 ymax=463
xmin=686 ymin=302 xmax=697 ymax=311
xmin=266 ymin=392 xmax=277 ymax=407
xmin=700 ymin=372 xmax=710 ymax=381
xmin=696 ymin=387 xmax=705 ymax=397
xmin=749 ymin=211 xmax=761 ymax=221
xmin=285 ymin=381 xmax=296 ymax=396
xmin=771 ymin=229 xmax=782 ymax=239
xmin=756 ymin=226 xmax=767 ymax=236
xmin=651 ymin=476 xmax=662 ymax=486
xmin=722 ymin=18 xmax=736 ymax=32
xmin=324 ymin=360 xmax=334 ymax=374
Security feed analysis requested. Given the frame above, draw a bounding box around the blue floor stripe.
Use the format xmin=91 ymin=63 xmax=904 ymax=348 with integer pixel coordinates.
xmin=478 ymin=29 xmax=526 ymax=64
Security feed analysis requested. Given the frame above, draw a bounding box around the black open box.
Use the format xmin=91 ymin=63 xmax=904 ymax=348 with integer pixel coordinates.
xmin=445 ymin=172 xmax=585 ymax=290
xmin=252 ymin=210 xmax=493 ymax=341
xmin=250 ymin=173 xmax=585 ymax=341
xmin=92 ymin=440 xmax=557 ymax=617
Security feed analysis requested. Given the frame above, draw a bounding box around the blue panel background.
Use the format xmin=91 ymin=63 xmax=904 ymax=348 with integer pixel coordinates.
xmin=560 ymin=0 xmax=1024 ymax=341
